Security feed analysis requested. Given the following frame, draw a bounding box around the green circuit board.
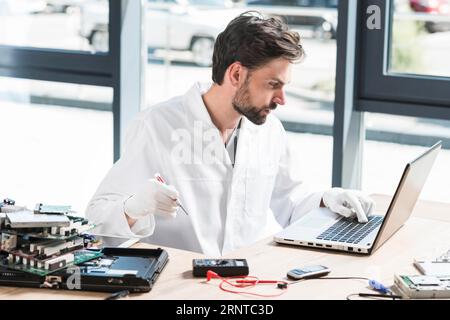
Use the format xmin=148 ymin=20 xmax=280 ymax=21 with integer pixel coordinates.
xmin=1 ymin=250 xmax=103 ymax=276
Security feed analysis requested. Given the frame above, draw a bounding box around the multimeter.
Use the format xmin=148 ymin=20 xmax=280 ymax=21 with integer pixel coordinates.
xmin=287 ymin=265 xmax=331 ymax=280
xmin=193 ymin=259 xmax=249 ymax=277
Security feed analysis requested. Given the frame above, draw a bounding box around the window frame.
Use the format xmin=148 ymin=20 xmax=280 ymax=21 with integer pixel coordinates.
xmin=0 ymin=1 xmax=116 ymax=87
xmin=358 ymin=0 xmax=450 ymax=118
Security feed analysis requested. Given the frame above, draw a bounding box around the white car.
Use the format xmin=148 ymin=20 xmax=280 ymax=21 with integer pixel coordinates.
xmin=80 ymin=0 xmax=245 ymax=67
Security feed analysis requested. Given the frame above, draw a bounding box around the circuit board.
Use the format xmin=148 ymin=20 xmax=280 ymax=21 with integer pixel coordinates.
xmin=0 ymin=250 xmax=103 ymax=276
xmin=5 ymin=216 xmax=95 ymax=240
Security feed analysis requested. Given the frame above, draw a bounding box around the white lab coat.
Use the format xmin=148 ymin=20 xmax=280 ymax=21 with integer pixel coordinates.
xmin=86 ymin=82 xmax=323 ymax=256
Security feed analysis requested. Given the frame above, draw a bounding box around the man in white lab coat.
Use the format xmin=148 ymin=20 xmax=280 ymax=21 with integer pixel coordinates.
xmin=86 ymin=12 xmax=374 ymax=256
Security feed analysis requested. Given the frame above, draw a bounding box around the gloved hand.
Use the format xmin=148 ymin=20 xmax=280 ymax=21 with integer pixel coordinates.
xmin=124 ymin=179 xmax=179 ymax=220
xmin=322 ymin=188 xmax=375 ymax=223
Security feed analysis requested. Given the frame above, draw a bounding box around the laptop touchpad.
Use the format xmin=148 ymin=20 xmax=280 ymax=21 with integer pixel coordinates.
xmin=299 ymin=208 xmax=340 ymax=229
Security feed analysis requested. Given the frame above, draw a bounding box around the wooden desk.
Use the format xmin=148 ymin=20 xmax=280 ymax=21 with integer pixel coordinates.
xmin=1 ymin=195 xmax=450 ymax=300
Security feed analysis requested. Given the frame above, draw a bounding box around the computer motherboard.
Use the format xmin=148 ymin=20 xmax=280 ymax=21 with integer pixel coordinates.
xmin=0 ymin=199 xmax=99 ymax=276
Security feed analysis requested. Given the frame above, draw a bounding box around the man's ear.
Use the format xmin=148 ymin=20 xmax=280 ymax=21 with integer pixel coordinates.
xmin=227 ymin=62 xmax=247 ymax=88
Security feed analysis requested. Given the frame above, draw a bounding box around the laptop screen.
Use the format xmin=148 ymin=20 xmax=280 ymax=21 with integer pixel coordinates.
xmin=371 ymin=141 xmax=441 ymax=253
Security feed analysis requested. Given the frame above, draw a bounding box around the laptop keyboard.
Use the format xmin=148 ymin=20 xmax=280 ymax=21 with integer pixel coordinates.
xmin=316 ymin=216 xmax=384 ymax=244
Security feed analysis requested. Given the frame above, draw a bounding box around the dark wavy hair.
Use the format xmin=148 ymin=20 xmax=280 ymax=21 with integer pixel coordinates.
xmin=212 ymin=11 xmax=305 ymax=85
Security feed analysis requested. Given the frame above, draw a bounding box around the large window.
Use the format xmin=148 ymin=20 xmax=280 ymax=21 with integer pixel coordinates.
xmin=363 ymin=113 xmax=450 ymax=203
xmin=359 ymin=0 xmax=450 ymax=113
xmin=0 ymin=0 xmax=109 ymax=53
xmin=332 ymin=0 xmax=450 ymax=203
xmin=0 ymin=77 xmax=113 ymax=213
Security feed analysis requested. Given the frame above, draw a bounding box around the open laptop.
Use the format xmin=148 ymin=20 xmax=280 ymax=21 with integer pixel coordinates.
xmin=274 ymin=141 xmax=442 ymax=255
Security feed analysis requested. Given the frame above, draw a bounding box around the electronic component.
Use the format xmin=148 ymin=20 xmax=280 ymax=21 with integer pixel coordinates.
xmin=6 ymin=211 xmax=70 ymax=228
xmin=0 ymin=213 xmax=5 ymax=228
xmin=1 ymin=249 xmax=103 ymax=276
xmin=414 ymin=260 xmax=450 ymax=277
xmin=52 ymin=248 xmax=169 ymax=292
xmin=393 ymin=274 xmax=450 ymax=299
xmin=286 ymin=265 xmax=331 ymax=280
xmin=34 ymin=204 xmax=73 ymax=215
xmin=42 ymin=253 xmax=74 ymax=271
xmin=51 ymin=218 xmax=91 ymax=237
xmin=34 ymin=237 xmax=84 ymax=258
xmin=0 ymin=199 xmax=169 ymax=293
xmin=4 ymin=236 xmax=87 ymax=273
xmin=3 ymin=216 xmax=94 ymax=240
xmin=0 ymin=233 xmax=17 ymax=252
xmin=414 ymin=249 xmax=450 ymax=276
xmin=192 ymin=259 xmax=249 ymax=277
xmin=0 ymin=201 xmax=96 ymax=276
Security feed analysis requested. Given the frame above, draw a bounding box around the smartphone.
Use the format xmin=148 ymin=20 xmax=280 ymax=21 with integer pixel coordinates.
xmin=287 ymin=265 xmax=331 ymax=280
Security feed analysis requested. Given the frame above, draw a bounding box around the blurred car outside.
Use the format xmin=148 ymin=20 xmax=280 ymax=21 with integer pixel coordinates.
xmin=409 ymin=0 xmax=450 ymax=33
xmin=80 ymin=0 xmax=246 ymax=67
xmin=245 ymin=0 xmax=338 ymax=39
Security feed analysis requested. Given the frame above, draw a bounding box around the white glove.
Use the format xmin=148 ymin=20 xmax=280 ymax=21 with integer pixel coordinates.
xmin=322 ymin=188 xmax=375 ymax=223
xmin=124 ymin=179 xmax=179 ymax=220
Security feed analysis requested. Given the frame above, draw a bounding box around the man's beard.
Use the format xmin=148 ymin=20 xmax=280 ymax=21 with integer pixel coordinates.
xmin=232 ymin=81 xmax=277 ymax=125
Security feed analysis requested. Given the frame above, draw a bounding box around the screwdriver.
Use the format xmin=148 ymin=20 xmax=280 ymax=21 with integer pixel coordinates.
xmin=154 ymin=173 xmax=189 ymax=216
